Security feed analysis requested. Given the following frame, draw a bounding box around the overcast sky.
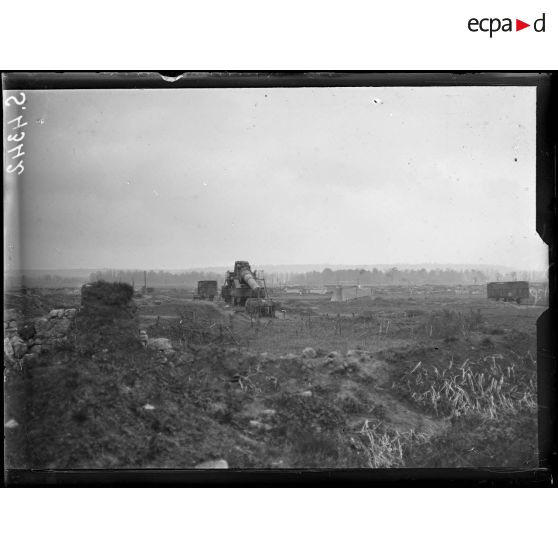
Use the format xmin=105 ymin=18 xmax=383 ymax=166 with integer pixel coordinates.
xmin=9 ymin=86 xmax=545 ymax=270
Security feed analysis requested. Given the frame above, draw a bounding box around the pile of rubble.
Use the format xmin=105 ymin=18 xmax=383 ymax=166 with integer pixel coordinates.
xmin=4 ymin=281 xmax=140 ymax=364
xmin=4 ymin=307 xmax=77 ymax=362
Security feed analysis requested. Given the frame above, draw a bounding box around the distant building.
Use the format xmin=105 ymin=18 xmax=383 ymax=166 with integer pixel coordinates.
xmin=330 ymin=286 xmax=372 ymax=302
xmin=284 ymin=288 xmax=302 ymax=295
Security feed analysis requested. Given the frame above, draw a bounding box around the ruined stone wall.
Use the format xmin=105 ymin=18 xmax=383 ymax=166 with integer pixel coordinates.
xmin=4 ymin=282 xmax=159 ymax=365
xmin=4 ymin=307 xmax=77 ymax=363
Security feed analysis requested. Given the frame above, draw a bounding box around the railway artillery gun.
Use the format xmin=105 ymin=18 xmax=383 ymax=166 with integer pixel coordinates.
xmin=221 ymin=260 xmax=277 ymax=317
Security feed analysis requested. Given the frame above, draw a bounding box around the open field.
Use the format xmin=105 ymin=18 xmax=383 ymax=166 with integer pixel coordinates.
xmin=4 ymin=285 xmax=544 ymax=469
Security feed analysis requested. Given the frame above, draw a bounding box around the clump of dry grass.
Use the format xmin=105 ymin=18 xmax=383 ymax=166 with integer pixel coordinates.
xmin=398 ymin=352 xmax=536 ymax=419
xmin=355 ymin=420 xmax=430 ymax=468
xmin=356 ymin=348 xmax=538 ymax=468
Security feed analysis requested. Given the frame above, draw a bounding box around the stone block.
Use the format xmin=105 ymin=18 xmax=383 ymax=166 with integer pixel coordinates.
xmin=48 ymin=309 xmax=66 ymax=319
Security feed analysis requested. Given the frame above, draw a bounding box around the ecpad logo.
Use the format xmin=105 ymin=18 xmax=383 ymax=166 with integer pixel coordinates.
xmin=468 ymin=13 xmax=546 ymax=37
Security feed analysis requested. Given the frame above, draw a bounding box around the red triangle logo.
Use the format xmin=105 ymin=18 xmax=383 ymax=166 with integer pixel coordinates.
xmin=516 ymin=19 xmax=530 ymax=31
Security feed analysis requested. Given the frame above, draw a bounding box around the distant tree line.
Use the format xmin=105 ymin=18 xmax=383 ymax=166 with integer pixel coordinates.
xmin=89 ymin=269 xmax=222 ymax=287
xmin=89 ymin=267 xmax=538 ymax=288
xmin=267 ymin=268 xmax=542 ymax=286
xmin=6 ymin=274 xmax=85 ymax=288
xmin=7 ymin=267 xmax=542 ymax=290
xmin=266 ymin=267 xmax=493 ymax=286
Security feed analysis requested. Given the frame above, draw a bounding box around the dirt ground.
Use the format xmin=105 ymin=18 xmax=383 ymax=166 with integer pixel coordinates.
xmin=4 ymin=286 xmax=544 ymax=469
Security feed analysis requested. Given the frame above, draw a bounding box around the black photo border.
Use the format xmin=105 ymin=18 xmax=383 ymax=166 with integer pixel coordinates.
xmin=3 ymin=71 xmax=556 ymax=487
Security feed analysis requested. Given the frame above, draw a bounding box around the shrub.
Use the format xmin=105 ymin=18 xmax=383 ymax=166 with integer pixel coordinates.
xmin=81 ymin=281 xmax=134 ymax=307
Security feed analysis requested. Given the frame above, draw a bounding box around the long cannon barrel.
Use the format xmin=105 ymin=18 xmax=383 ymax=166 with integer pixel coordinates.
xmin=240 ymin=268 xmax=260 ymax=291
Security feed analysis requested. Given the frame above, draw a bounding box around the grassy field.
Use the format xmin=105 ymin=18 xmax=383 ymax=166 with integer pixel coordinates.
xmin=4 ymin=285 xmax=544 ymax=468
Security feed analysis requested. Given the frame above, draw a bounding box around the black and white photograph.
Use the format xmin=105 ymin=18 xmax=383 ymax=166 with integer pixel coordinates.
xmin=3 ymin=73 xmax=551 ymax=474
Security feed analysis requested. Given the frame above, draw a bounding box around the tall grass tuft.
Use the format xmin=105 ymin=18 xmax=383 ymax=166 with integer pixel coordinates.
xmin=398 ymin=352 xmax=536 ymax=419
xmin=355 ymin=420 xmax=430 ymax=468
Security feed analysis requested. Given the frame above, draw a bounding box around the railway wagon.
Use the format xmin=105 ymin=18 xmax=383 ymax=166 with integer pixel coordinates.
xmin=194 ymin=280 xmax=218 ymax=301
xmin=487 ymin=281 xmax=529 ymax=304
